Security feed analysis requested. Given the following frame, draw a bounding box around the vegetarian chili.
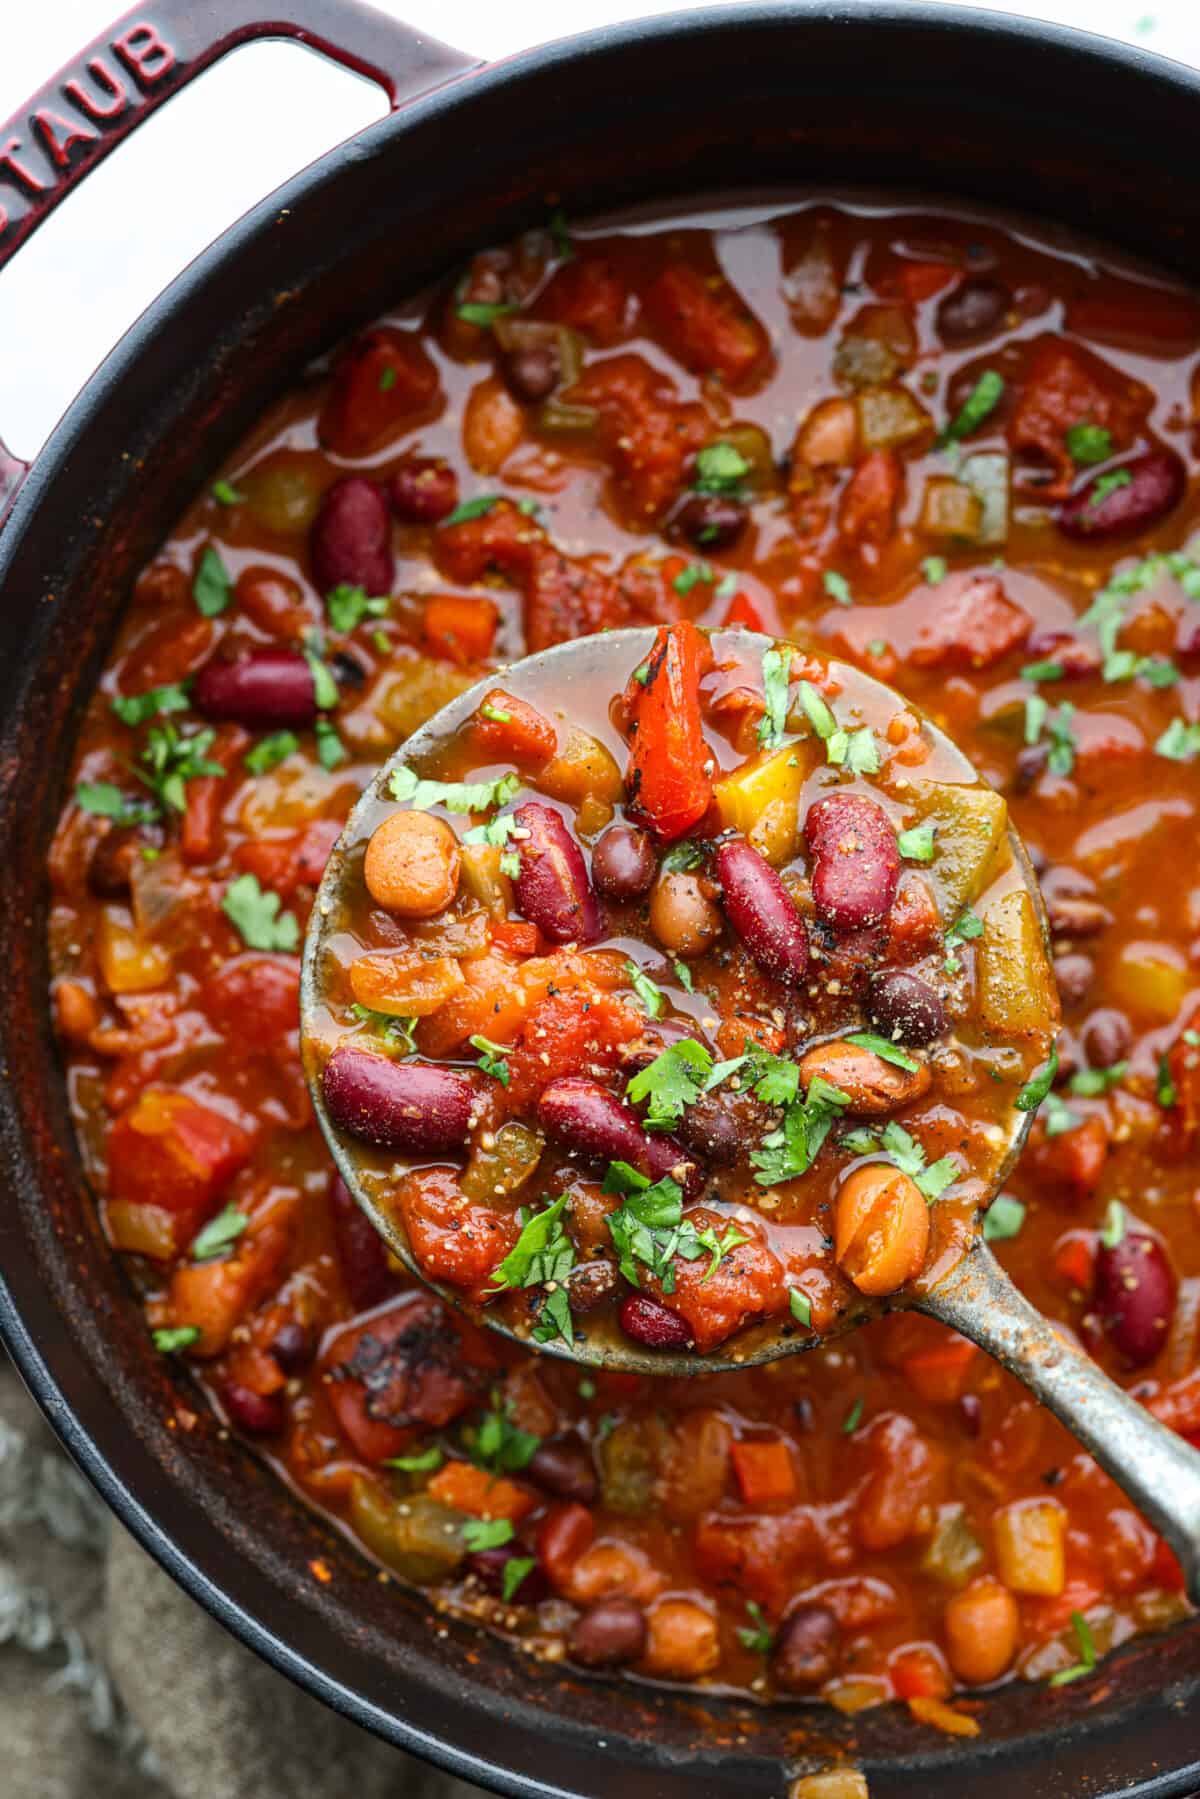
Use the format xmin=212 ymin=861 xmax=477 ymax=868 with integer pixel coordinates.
xmin=48 ymin=198 xmax=1200 ymax=1722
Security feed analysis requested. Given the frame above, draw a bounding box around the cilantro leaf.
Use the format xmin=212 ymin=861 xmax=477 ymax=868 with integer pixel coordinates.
xmin=757 ymin=647 xmax=792 ymax=750
xmin=326 ymin=583 xmax=390 ymax=632
xmin=457 ymin=301 xmax=518 ymax=328
xmin=1042 ymin=1092 xmax=1081 ymax=1138
xmin=847 ymin=1031 xmax=919 ymax=1072
xmin=1048 ymin=1611 xmax=1098 ymax=1687
xmin=245 ymin=731 xmax=299 ymax=775
xmin=192 ymin=546 xmax=232 ymax=617
xmin=74 ymin=782 xmax=157 ymax=826
xmin=111 ymin=683 xmax=191 ymax=728
xmin=465 ymin=1395 xmax=541 ymax=1473
xmin=470 ymin=1033 xmax=511 ymax=1086
xmin=443 ymin=495 xmax=499 ymax=527
xmin=921 ymin=556 xmax=948 ymax=585
xmin=190 ymin=1204 xmax=249 ymax=1262
xmin=897 ymin=823 xmax=936 ymax=863
xmin=1157 ymin=1055 xmax=1178 ymax=1109
xmin=673 ymin=958 xmax=695 ymax=993
xmin=737 ymin=1600 xmax=773 ymax=1655
xmin=383 ymin=1445 xmax=444 ymax=1472
xmin=822 ymin=569 xmax=853 ymax=606
xmin=626 ymin=961 xmax=666 ymax=1019
xmin=627 ymin=1038 xmax=712 ymax=1127
xmin=462 ymin=1516 xmax=515 ymax=1551
xmin=1088 ymin=468 xmax=1133 ymax=510
xmin=314 ymin=716 xmax=348 ymax=770
xmin=1100 ymin=1199 xmax=1126 ymax=1248
xmin=490 ymin=1194 xmax=575 ymax=1339
xmin=221 ymin=872 xmax=299 ymax=952
xmin=153 ymin=1326 xmax=201 ymax=1354
xmin=349 ymin=1004 xmax=418 ymax=1053
xmin=1156 ymin=718 xmax=1200 ymax=762
xmin=751 ymin=1076 xmax=850 ymax=1186
xmin=138 ymin=724 xmax=223 ymax=813
xmin=693 ymin=441 xmax=751 ymax=495
xmin=938 ymin=369 xmax=1004 ymax=446
xmin=661 ymin=840 xmax=704 ymax=874
xmin=1016 ymin=1044 xmax=1059 ymax=1112
xmin=463 ymin=812 xmax=519 ymax=849
xmin=673 ymin=561 xmax=714 ymax=597
xmin=390 ymin=766 xmax=520 ymax=814
xmin=303 ymin=645 xmax=339 ymax=711
xmin=788 ymin=1288 xmax=813 ymax=1329
xmin=842 ymin=1396 xmax=865 ymax=1434
xmin=211 ymin=479 xmax=245 ymax=506
xmin=982 ymin=1194 xmax=1025 ymax=1241
xmin=1065 ymin=423 xmax=1112 ymax=466
xmin=1068 ymin=1060 xmax=1126 ymax=1097
xmin=502 ymin=1556 xmax=537 ymax=1602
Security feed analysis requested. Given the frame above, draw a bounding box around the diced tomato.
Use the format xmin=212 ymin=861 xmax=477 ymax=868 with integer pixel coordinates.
xmin=643 ymin=263 xmax=770 ymax=389
xmin=394 ymin=1167 xmax=520 ymax=1297
xmin=233 ymin=818 xmax=341 ymax=896
xmin=426 ymin=1459 xmax=536 ymax=1522
xmin=838 ymin=449 xmax=903 ymax=548
xmin=877 ymin=259 xmax=959 ymax=304
xmin=537 ymin=254 xmax=633 ymax=345
xmin=729 ymin=1437 xmax=798 ymax=1506
xmin=910 ymin=572 xmax=1031 ymax=670
xmin=566 ymin=354 xmax=709 ymax=521
xmin=318 ymin=327 xmax=441 ymax=458
xmin=201 ymin=954 xmax=300 ymax=1044
xmin=473 ymin=688 xmax=558 ymax=764
xmin=1027 ymin=1114 xmax=1108 ymax=1204
xmin=525 ymin=543 xmax=625 ymax=651
xmin=181 ymin=724 xmax=249 ymax=866
xmin=652 ymin=1211 xmax=786 ymax=1354
xmin=422 ymin=594 xmax=499 ymax=665
xmin=902 ymin=1337 xmax=978 ymax=1405
xmin=166 ymin=1217 xmax=291 ymax=1355
xmin=322 ymin=1293 xmax=483 ymax=1463
xmin=1151 ymin=1535 xmax=1187 ymax=1592
xmin=624 ymin=620 xmax=714 ymax=841
xmin=890 ymin=1644 xmax=952 ymax=1700
xmin=884 ymin=876 xmax=943 ymax=961
xmin=490 ymin=918 xmax=540 ymax=958
xmin=1051 ymin=1230 xmax=1096 ymax=1296
xmin=435 ymin=497 xmax=543 ymax=586
xmin=692 ymin=1508 xmax=817 ymax=1611
xmin=415 ymin=952 xmax=530 ymax=1057
xmin=1007 ymin=335 xmax=1151 ymax=495
xmin=108 ymin=1087 xmax=254 ymax=1245
xmin=503 ymin=989 xmax=642 ymax=1111
xmin=722 ymin=591 xmax=765 ymax=632
xmin=854 ymin=1413 xmax=948 ymax=1551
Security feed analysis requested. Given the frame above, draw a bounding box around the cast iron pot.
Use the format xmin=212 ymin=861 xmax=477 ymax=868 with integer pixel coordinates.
xmin=2 ymin=3 xmax=1200 ymax=1793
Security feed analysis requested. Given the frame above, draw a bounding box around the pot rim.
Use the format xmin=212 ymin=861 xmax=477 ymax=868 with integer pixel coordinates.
xmin=4 ymin=6 xmax=1200 ymax=1796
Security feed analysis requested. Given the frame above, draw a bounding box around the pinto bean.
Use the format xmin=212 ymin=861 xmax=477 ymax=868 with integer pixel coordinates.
xmin=468 ymin=1546 xmax=549 ymax=1603
xmin=618 ymin=1293 xmax=693 ymax=1350
xmin=537 ymin=1077 xmax=699 ymax=1194
xmin=513 ymin=802 xmax=600 ymax=944
xmin=223 ymin=1383 xmax=286 ymax=1436
xmin=310 ymin=475 xmax=394 ymax=595
xmin=322 ymin=1047 xmax=473 ymax=1154
xmin=673 ymin=492 xmax=748 ymax=550
xmin=1095 ymin=1224 xmax=1176 ymax=1367
xmin=800 ymin=1039 xmax=930 ymax=1115
xmin=569 ymin=1597 xmax=648 ymax=1667
xmin=716 ymin=839 xmax=809 ymax=983
xmin=388 ymin=456 xmax=459 ymax=524
xmin=591 ymin=825 xmax=656 ymax=902
xmin=805 ymin=793 xmax=900 ymax=933
xmin=935 ymin=276 xmax=1011 ymax=345
xmin=649 ymin=871 xmax=723 ymax=957
xmin=835 ymin=1163 xmax=930 ymax=1296
xmin=867 ymin=970 xmax=946 ymax=1046
xmin=364 ymin=811 xmax=460 ymax=917
xmin=771 ymin=1603 xmax=839 ymax=1691
xmin=530 ymin=1434 xmax=599 ymax=1504
xmin=1057 ymin=448 xmax=1186 ymax=541
xmin=1080 ymin=1007 xmax=1132 ymax=1069
xmin=943 ymin=1577 xmax=1019 ymax=1685
xmin=329 ymin=1172 xmax=398 ymax=1311
xmin=192 ymin=648 xmax=318 ymax=729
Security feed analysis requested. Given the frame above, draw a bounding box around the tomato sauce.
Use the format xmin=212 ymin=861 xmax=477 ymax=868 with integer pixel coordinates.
xmin=47 ymin=197 xmax=1200 ymax=1722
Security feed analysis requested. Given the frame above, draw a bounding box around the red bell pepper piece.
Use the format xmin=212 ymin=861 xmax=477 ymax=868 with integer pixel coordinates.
xmin=624 ymin=620 xmax=713 ymax=841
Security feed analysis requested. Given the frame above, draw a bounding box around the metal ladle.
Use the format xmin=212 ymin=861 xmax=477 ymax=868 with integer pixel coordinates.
xmin=302 ymin=627 xmax=1200 ymax=1601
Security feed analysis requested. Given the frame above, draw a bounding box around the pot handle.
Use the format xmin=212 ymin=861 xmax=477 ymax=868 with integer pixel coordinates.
xmin=0 ymin=0 xmax=480 ymax=511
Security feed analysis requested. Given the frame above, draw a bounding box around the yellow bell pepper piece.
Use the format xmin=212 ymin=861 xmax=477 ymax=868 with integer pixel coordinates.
xmin=714 ymin=743 xmax=821 ymax=867
xmin=977 ymin=888 xmax=1053 ymax=1039
xmin=912 ymin=781 xmax=1011 ymax=917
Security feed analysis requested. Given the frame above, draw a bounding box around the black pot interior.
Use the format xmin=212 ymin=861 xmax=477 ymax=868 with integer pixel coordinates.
xmin=2 ymin=6 xmax=1200 ymax=1794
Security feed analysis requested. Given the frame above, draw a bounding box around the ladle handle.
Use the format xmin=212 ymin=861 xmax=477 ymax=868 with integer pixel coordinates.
xmin=920 ymin=1242 xmax=1200 ymax=1603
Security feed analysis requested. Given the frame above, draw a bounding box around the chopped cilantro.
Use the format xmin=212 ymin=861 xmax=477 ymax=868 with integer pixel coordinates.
xmin=390 ymin=766 xmax=520 ymax=814
xmin=349 ymin=1004 xmax=418 ymax=1053
xmin=673 ymin=561 xmax=714 ymax=597
xmin=462 ymin=1517 xmax=515 ymax=1552
xmin=1157 ymin=1055 xmax=1177 ymax=1109
xmin=982 ymin=1194 xmax=1026 ymax=1242
xmin=847 ymin=1031 xmax=920 ymax=1072
xmin=661 ymin=840 xmax=704 ymax=874
xmin=470 ymin=1034 xmax=511 ymax=1086
xmin=464 ymin=812 xmax=519 ymax=849
xmin=192 ymin=546 xmax=232 ymax=617
xmin=1048 ymin=1611 xmax=1098 ymax=1687
xmin=211 ymin=479 xmax=245 ymax=506
xmin=153 ymin=1326 xmax=200 ymax=1355
xmin=1042 ymin=1092 xmax=1081 ymax=1138
xmin=221 ymin=872 xmax=299 ymax=952
xmin=502 ymin=1557 xmax=537 ymax=1603
xmin=490 ymin=1196 xmax=575 ymax=1345
xmin=1068 ymin=1061 xmax=1127 ymax=1097
xmin=1100 ymin=1199 xmax=1126 ymax=1249
xmin=190 ymin=1204 xmax=249 ymax=1262
xmin=841 ymin=1396 xmax=865 ymax=1434
xmin=626 ymin=961 xmax=666 ymax=1019
xmin=946 ymin=907 xmax=984 ymax=945
xmin=822 ymin=569 xmax=853 ymax=606
xmin=604 ymin=1167 xmax=746 ymax=1291
xmin=938 ymin=369 xmax=1004 ymax=447
xmin=757 ymin=647 xmax=792 ymax=749
xmin=673 ymin=958 xmax=695 ymax=993
xmin=1016 ymin=1044 xmax=1059 ymax=1112
xmin=326 ymin=583 xmax=390 ymax=632
xmin=378 ymin=365 xmax=397 ymax=392
xmin=384 ymin=1445 xmax=444 ymax=1473
xmin=921 ymin=556 xmax=948 ymax=585
xmin=500 ymin=850 xmax=521 ymax=878
xmin=443 ymin=495 xmax=499 ymax=527
xmin=1026 ymin=699 xmax=1077 ymax=775
xmin=303 ymin=645 xmax=339 ymax=710
xmin=1021 ymin=659 xmax=1066 ymax=683
xmin=897 ymin=823 xmax=936 ymax=863
xmin=1156 ymin=718 xmax=1200 ymax=762
xmin=465 ymin=1394 xmax=541 ymax=1473
xmin=1088 ymin=468 xmax=1133 ymax=510
xmin=480 ymin=700 xmax=512 ymax=724
xmin=737 ymin=1600 xmax=773 ymax=1656
xmin=457 ymin=301 xmax=518 ymax=328
xmin=693 ymin=441 xmax=751 ymax=495
xmin=549 ymin=208 xmax=572 ymax=260
xmin=751 ymin=1075 xmax=850 ymax=1187
xmin=74 ymin=782 xmax=157 ymax=826
xmin=842 ymin=1119 xmax=956 ymax=1200
xmin=139 ymin=724 xmax=223 ymax=813
xmin=245 ymin=731 xmax=299 ymax=775
xmin=111 ymin=682 xmax=191 ymax=727
xmin=796 ymin=680 xmax=838 ymax=743
xmin=1065 ymin=423 xmax=1112 ymax=466
xmin=788 ymin=1288 xmax=813 ymax=1330
xmin=314 ymin=716 xmax=348 ymax=770
xmin=627 ymin=1037 xmax=711 ymax=1126
xmin=831 ymin=726 xmax=881 ymax=776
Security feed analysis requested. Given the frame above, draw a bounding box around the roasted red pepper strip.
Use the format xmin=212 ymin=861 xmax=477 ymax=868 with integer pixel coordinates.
xmin=623 ymin=619 xmax=713 ymax=841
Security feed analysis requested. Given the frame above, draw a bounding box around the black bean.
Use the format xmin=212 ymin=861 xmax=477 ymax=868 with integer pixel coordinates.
xmin=935 ymin=276 xmax=1011 ymax=345
xmin=504 ymin=345 xmax=561 ymax=402
xmin=673 ymin=492 xmax=748 ymax=551
xmin=469 ymin=1547 xmax=549 ymax=1603
xmin=529 ymin=1434 xmax=598 ymax=1504
xmin=1081 ymin=1007 xmax=1132 ymax=1068
xmin=591 ymin=825 xmax=656 ymax=903
xmin=675 ymin=1088 xmax=769 ymax=1166
xmin=770 ymin=1604 xmax=839 ymax=1691
xmin=866 ymin=970 xmax=946 ymax=1046
xmin=223 ymin=1383 xmax=286 ymax=1436
xmin=269 ymin=1320 xmax=314 ymax=1373
xmin=568 ymin=1598 xmax=647 ymax=1668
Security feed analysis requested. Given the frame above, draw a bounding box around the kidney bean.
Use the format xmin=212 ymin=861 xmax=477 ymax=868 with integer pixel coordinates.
xmin=676 ymin=1087 xmax=770 ymax=1167
xmin=867 ymin=970 xmax=946 ymax=1046
xmin=835 ymin=1163 xmax=930 ymax=1296
xmin=649 ymin=870 xmax=723 ymax=957
xmin=1047 ymin=894 xmax=1111 ymax=939
xmin=935 ymin=276 xmax=1011 ymax=345
xmin=716 ymin=839 xmax=809 ymax=983
xmin=268 ymin=1319 xmax=314 ymax=1374
xmin=1053 ymin=953 xmax=1094 ymax=1009
xmin=234 ymin=565 xmax=310 ymax=641
xmin=328 ymin=1171 xmax=398 ymax=1311
xmin=1013 ymin=744 xmax=1049 ymax=792
xmin=618 ymin=1293 xmax=693 ymax=1350
xmin=805 ymin=793 xmax=900 ymax=933
xmin=673 ymin=492 xmax=748 ymax=551
xmin=87 ymin=819 xmax=165 ymax=898
xmin=223 ymin=1383 xmax=286 ymax=1436
xmin=1080 ymin=1007 xmax=1132 ymax=1068
xmin=530 ymin=1434 xmax=599 ymax=1504
xmin=504 ymin=344 xmax=561 ymax=402
xmin=1095 ymin=1225 xmax=1176 ymax=1367
xmin=513 ymin=802 xmax=600 ymax=944
xmin=591 ymin=824 xmax=656 ymax=903
xmin=469 ymin=1546 xmax=550 ymax=1604
xmin=322 ymin=1047 xmax=473 ymax=1154
xmin=193 ymin=648 xmax=318 ymax=729
xmin=537 ymin=1077 xmax=700 ymax=1195
xmin=568 ymin=1597 xmax=648 ymax=1668
xmin=770 ymin=1603 xmax=839 ymax=1691
xmin=310 ymin=475 xmax=394 ymax=595
xmin=388 ymin=456 xmax=458 ymax=524
xmin=364 ymin=811 xmax=460 ymax=917
xmin=1057 ymin=448 xmax=1185 ymax=541
xmin=568 ymin=1259 xmax=620 ymax=1314
xmin=800 ymin=1038 xmax=930 ymax=1115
